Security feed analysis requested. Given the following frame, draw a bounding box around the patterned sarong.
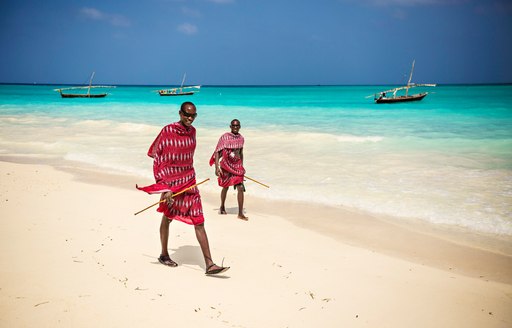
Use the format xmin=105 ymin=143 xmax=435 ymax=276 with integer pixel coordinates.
xmin=209 ymin=132 xmax=245 ymax=188
xmin=137 ymin=122 xmax=204 ymax=225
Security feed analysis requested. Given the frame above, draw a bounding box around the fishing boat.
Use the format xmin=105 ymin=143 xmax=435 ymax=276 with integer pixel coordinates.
xmin=372 ymin=60 xmax=436 ymax=104
xmin=54 ymin=72 xmax=115 ymax=98
xmin=158 ymin=73 xmax=201 ymax=96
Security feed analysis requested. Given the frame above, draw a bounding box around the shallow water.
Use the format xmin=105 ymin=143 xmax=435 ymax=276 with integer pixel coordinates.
xmin=1 ymin=84 xmax=511 ymax=235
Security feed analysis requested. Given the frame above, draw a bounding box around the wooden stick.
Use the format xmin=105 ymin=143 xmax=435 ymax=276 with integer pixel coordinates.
xmin=244 ymin=175 xmax=270 ymax=188
xmin=134 ymin=178 xmax=210 ymax=216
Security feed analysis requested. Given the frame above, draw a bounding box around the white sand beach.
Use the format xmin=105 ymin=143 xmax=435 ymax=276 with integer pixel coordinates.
xmin=1 ymin=160 xmax=511 ymax=328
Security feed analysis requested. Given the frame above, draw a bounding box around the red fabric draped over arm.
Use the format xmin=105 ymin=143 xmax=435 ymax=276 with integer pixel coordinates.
xmin=137 ymin=122 xmax=197 ymax=194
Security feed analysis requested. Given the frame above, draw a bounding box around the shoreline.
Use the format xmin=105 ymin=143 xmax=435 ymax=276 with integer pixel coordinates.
xmin=2 ymin=155 xmax=511 ymax=284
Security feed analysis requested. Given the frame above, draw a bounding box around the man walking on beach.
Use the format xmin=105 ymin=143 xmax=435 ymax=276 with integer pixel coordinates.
xmin=209 ymin=119 xmax=248 ymax=220
xmin=137 ymin=101 xmax=229 ymax=275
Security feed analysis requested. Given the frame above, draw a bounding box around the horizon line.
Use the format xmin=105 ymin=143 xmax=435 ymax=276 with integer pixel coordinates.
xmin=1 ymin=82 xmax=511 ymax=87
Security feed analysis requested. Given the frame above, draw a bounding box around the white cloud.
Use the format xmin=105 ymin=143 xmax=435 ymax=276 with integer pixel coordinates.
xmin=81 ymin=7 xmax=104 ymax=20
xmin=207 ymin=0 xmax=235 ymax=4
xmin=181 ymin=6 xmax=202 ymax=18
xmin=371 ymin=0 xmax=443 ymax=5
xmin=109 ymin=14 xmax=131 ymax=27
xmin=177 ymin=23 xmax=198 ymax=35
xmin=80 ymin=7 xmax=131 ymax=27
xmin=343 ymin=0 xmax=465 ymax=6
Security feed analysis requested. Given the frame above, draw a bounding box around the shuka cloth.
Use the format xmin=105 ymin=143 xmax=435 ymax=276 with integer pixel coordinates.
xmin=209 ymin=132 xmax=245 ymax=188
xmin=136 ymin=122 xmax=204 ymax=225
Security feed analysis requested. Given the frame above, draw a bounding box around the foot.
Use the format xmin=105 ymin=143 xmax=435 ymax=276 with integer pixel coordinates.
xmin=238 ymin=214 xmax=248 ymax=221
xmin=205 ymin=264 xmax=230 ymax=275
xmin=219 ymin=207 xmax=227 ymax=215
xmin=158 ymin=255 xmax=178 ymax=267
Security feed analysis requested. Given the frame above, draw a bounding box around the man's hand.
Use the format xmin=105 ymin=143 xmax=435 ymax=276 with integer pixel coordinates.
xmin=215 ymin=166 xmax=223 ymax=177
xmin=163 ymin=191 xmax=174 ymax=206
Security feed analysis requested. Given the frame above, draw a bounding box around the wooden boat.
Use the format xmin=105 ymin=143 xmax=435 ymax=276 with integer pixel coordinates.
xmin=59 ymin=92 xmax=108 ymax=98
xmin=158 ymin=73 xmax=201 ymax=96
xmin=373 ymin=60 xmax=435 ymax=104
xmin=55 ymin=72 xmax=115 ymax=98
xmin=375 ymin=91 xmax=428 ymax=104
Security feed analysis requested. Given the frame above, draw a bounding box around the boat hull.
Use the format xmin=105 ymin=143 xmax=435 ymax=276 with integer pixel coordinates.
xmin=158 ymin=91 xmax=195 ymax=96
xmin=60 ymin=93 xmax=107 ymax=98
xmin=375 ymin=93 xmax=427 ymax=104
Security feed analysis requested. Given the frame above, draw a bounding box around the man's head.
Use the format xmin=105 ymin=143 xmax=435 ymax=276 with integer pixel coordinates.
xmin=230 ymin=119 xmax=241 ymax=134
xmin=179 ymin=102 xmax=197 ymax=127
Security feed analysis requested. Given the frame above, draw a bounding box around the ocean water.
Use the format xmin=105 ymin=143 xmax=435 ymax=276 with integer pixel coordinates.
xmin=1 ymin=84 xmax=511 ymax=236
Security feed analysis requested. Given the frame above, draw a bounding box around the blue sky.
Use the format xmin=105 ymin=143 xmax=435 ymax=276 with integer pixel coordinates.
xmin=1 ymin=0 xmax=511 ymax=85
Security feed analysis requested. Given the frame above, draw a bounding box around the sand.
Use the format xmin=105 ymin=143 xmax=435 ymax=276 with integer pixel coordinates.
xmin=1 ymin=160 xmax=511 ymax=328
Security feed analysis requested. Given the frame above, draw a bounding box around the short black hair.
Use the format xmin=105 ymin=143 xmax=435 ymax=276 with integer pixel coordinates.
xmin=181 ymin=102 xmax=195 ymax=111
xmin=231 ymin=119 xmax=240 ymax=125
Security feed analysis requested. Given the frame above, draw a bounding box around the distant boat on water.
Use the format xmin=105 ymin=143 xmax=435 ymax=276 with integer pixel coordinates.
xmin=372 ymin=60 xmax=436 ymax=104
xmin=158 ymin=73 xmax=201 ymax=96
xmin=54 ymin=72 xmax=115 ymax=98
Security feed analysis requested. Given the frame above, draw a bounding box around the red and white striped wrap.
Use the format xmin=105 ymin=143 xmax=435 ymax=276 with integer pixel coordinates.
xmin=209 ymin=132 xmax=245 ymax=188
xmin=136 ymin=122 xmax=204 ymax=225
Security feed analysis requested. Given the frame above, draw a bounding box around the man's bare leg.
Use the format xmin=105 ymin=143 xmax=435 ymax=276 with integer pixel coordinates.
xmin=195 ymin=223 xmax=227 ymax=273
xmin=237 ymin=184 xmax=248 ymax=220
xmin=159 ymin=215 xmax=177 ymax=266
xmin=160 ymin=215 xmax=170 ymax=255
xmin=219 ymin=187 xmax=228 ymax=214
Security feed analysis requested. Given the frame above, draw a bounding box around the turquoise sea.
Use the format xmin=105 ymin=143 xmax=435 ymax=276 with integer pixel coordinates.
xmin=1 ymin=84 xmax=511 ymax=236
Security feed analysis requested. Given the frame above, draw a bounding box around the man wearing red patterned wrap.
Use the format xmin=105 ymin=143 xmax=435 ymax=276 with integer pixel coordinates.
xmin=209 ymin=119 xmax=248 ymax=221
xmin=137 ymin=102 xmax=229 ymax=275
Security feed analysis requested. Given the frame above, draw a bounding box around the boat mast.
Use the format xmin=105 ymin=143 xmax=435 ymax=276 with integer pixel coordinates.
xmin=87 ymin=72 xmax=95 ymax=96
xmin=406 ymin=60 xmax=415 ymax=96
xmin=180 ymin=73 xmax=186 ymax=92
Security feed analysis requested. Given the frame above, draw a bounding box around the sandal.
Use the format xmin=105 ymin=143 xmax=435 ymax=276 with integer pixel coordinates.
xmin=158 ymin=255 xmax=178 ymax=267
xmin=205 ymin=264 xmax=230 ymax=275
